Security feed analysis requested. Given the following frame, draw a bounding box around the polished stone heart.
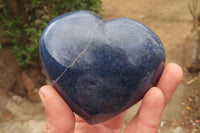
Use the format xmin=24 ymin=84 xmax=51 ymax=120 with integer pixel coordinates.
xmin=39 ymin=10 xmax=165 ymax=124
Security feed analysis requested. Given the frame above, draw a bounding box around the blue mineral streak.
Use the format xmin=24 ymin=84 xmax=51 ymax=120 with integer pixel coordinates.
xmin=39 ymin=10 xmax=165 ymax=124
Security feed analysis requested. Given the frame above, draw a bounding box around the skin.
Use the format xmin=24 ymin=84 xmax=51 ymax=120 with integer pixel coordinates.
xmin=39 ymin=63 xmax=183 ymax=133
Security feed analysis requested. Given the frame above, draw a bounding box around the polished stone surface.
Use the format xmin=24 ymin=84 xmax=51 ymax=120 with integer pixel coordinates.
xmin=39 ymin=10 xmax=165 ymax=124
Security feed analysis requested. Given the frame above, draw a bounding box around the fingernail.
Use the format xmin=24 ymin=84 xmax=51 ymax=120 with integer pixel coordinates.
xmin=39 ymin=90 xmax=46 ymax=106
xmin=43 ymin=122 xmax=53 ymax=133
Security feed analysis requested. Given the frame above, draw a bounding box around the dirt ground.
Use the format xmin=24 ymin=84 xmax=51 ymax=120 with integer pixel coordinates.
xmin=0 ymin=0 xmax=200 ymax=133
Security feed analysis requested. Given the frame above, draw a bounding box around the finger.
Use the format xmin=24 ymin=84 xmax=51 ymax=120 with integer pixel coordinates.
xmin=39 ymin=85 xmax=75 ymax=133
xmin=124 ymin=63 xmax=183 ymax=133
xmin=124 ymin=87 xmax=165 ymax=133
xmin=156 ymin=63 xmax=183 ymax=104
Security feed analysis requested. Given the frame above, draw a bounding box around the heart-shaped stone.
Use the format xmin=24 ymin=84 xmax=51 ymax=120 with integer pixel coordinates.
xmin=39 ymin=10 xmax=165 ymax=124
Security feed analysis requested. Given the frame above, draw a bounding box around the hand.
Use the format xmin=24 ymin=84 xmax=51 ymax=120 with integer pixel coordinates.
xmin=39 ymin=63 xmax=183 ymax=133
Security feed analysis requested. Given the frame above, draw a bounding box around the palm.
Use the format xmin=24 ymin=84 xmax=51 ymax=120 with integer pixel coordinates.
xmin=74 ymin=113 xmax=125 ymax=133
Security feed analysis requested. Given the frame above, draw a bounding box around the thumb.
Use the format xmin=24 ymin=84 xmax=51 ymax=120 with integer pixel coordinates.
xmin=39 ymin=85 xmax=75 ymax=133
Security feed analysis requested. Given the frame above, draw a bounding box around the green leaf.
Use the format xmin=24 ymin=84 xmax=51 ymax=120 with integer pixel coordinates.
xmin=0 ymin=44 xmax=2 ymax=51
xmin=0 ymin=0 xmax=102 ymax=67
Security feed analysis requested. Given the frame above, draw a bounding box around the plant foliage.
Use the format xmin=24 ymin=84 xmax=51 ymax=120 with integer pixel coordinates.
xmin=0 ymin=0 xmax=102 ymax=67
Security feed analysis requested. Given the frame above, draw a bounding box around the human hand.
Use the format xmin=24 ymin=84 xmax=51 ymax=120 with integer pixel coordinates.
xmin=39 ymin=63 xmax=183 ymax=133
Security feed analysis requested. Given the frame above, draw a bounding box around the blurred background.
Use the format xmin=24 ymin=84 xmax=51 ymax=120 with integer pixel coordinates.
xmin=0 ymin=0 xmax=199 ymax=133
